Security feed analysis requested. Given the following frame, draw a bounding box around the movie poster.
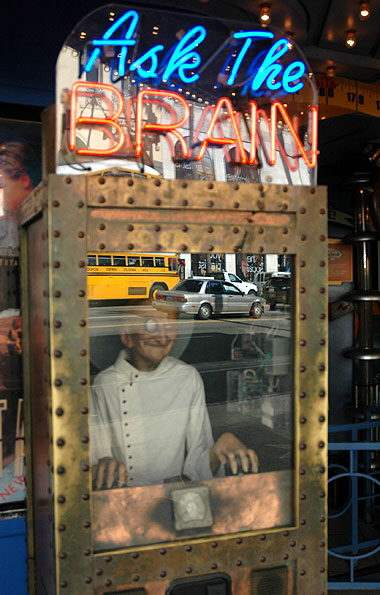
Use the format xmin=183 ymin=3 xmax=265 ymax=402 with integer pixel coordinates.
xmin=0 ymin=119 xmax=41 ymax=511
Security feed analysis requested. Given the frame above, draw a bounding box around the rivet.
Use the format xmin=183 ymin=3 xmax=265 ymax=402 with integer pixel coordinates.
xmin=84 ymin=577 xmax=92 ymax=584
xmin=300 ymin=339 xmax=306 ymax=346
xmin=78 ymin=290 xmax=86 ymax=298
xmin=127 ymin=197 xmax=134 ymax=204
xmin=185 ymin=568 xmax=193 ymax=574
xmin=259 ymin=535 xmax=266 ymax=541
xmin=283 ymin=531 xmax=289 ymax=537
xmin=160 ymin=571 xmax=167 ymax=578
xmin=207 ymin=200 xmax=214 ymax=207
xmin=81 ymin=435 xmax=89 ymax=444
xmin=300 ymin=468 xmax=306 ymax=475
xmin=80 ymin=349 xmax=87 ymax=357
xmin=79 ymin=319 xmax=87 ymax=327
xmin=128 ymin=224 xmax=134 ymax=231
xmin=319 ymin=339 xmax=326 ymax=346
xmin=300 ymin=287 xmax=306 ymax=294
xmin=211 ymin=542 xmax=218 ymax=548
xmin=185 ymin=545 xmax=192 ymax=552
xmin=233 ymin=201 xmax=240 ymax=208
xmin=320 ymin=313 xmax=326 ymax=320
xmin=283 ymin=553 xmax=289 ymax=560
xmin=54 ymin=350 xmax=62 ymax=358
xmin=208 ymin=226 xmax=213 ymax=233
xmin=181 ymin=245 xmax=188 ymax=251
xmin=182 ymin=225 xmax=188 ymax=232
xmin=127 ymin=179 xmax=134 ymax=186
xmin=258 ymin=185 xmax=264 ymax=192
xmin=318 ymin=441 xmax=325 ymax=449
xmin=104 ymin=555 xmax=112 ymax=562
xmin=53 ymin=230 xmax=60 ymax=238
xmin=78 ymin=260 xmax=86 ymax=268
xmin=300 ymin=365 xmax=306 ymax=373
xmin=99 ymin=196 xmax=106 ymax=203
xmin=320 ymin=567 xmax=326 ymax=573
xmin=95 ymin=569 xmax=103 ymax=576
xmin=207 ymin=182 xmax=214 ymax=190
xmin=154 ymin=198 xmax=161 ymax=205
xmin=58 ymin=523 xmax=66 ymax=532
xmin=319 ymin=490 xmax=326 ymax=498
xmin=235 ymin=560 xmax=242 ymax=567
xmin=211 ymin=563 xmax=218 ymax=569
xmin=60 ymin=580 xmax=68 ymax=588
xmin=320 ymin=260 xmax=326 ymax=267
xmin=300 ymin=313 xmax=307 ymax=320
xmin=319 ymin=390 xmax=326 ymax=398
xmin=320 ymin=287 xmax=326 ymax=294
xmin=300 ymin=493 xmax=307 ymax=500
xmin=300 ymin=569 xmax=306 ymax=576
xmin=53 ymin=200 xmax=60 ymax=207
xmin=260 ymin=556 xmax=266 ymax=562
xmin=77 ymin=200 xmax=84 ymax=208
xmin=105 ymin=579 xmax=112 ymax=587
xmin=319 ymin=466 xmax=326 ymax=474
xmin=82 ymin=493 xmax=90 ymax=501
xmin=300 ymin=518 xmax=306 ymax=525
xmin=258 ymin=227 xmax=264 ymax=234
xmin=133 ymin=575 xmax=140 ymax=582
xmin=300 ymin=417 xmax=307 ymax=424
xmin=77 ymin=231 xmax=85 ymax=238
xmin=54 ymin=379 xmax=62 ymax=387
xmin=257 ymin=200 xmax=264 ymax=209
xmin=81 ymin=464 xmax=90 ymax=472
xmin=53 ymin=261 xmax=60 ymax=269
xmin=154 ymin=179 xmax=161 ymax=186
xmin=300 ymin=234 xmax=306 ymax=241
xmin=59 ymin=552 xmax=67 ymax=559
xmin=56 ymin=407 xmax=64 ymax=416
xmin=98 ymin=177 xmax=105 ymax=185
xmin=310 ymin=187 xmax=316 ymax=194
xmin=236 ymin=538 xmax=243 ymax=544
xmin=300 ymin=544 xmax=307 ymax=551
xmin=82 ymin=520 xmax=91 ymax=529
xmin=233 ymin=227 xmax=239 ymax=234
xmin=159 ymin=549 xmax=166 ymax=555
xmin=320 ymin=234 xmax=326 ymax=241
xmin=258 ymin=246 xmax=264 ymax=253
xmin=182 ymin=199 xmax=188 ymax=206
xmin=57 ymin=466 xmax=65 ymax=475
xmin=127 ymin=243 xmax=134 ymax=250
xmin=320 ymin=208 xmax=326 ymax=214
xmin=80 ymin=378 xmax=88 ymax=386
xmin=300 ymin=260 xmax=306 ymax=267
xmin=155 ymin=225 xmax=161 ymax=232
xmin=83 ymin=548 xmax=91 ymax=556
xmin=57 ymin=495 xmax=66 ymax=504
xmin=319 ymin=541 xmax=325 ymax=548
xmin=181 ymin=181 xmax=188 ymax=188
xmin=282 ymin=228 xmax=289 ymax=235
xmin=56 ymin=438 xmax=65 ymax=447
xmin=99 ymin=243 xmax=105 ymax=250
xmin=99 ymin=224 xmax=105 ymax=230
xmin=300 ymin=443 xmax=306 ymax=450
xmin=300 ymin=207 xmax=306 ymax=214
xmin=208 ymin=245 xmax=214 ymax=251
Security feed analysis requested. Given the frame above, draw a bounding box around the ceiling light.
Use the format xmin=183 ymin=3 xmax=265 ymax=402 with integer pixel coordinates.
xmin=326 ymin=65 xmax=336 ymax=77
xmin=345 ymin=29 xmax=356 ymax=48
xmin=259 ymin=3 xmax=271 ymax=25
xmin=359 ymin=1 xmax=370 ymax=20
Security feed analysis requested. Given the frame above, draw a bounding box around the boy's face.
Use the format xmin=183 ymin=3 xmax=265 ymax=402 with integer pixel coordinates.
xmin=120 ymin=317 xmax=177 ymax=371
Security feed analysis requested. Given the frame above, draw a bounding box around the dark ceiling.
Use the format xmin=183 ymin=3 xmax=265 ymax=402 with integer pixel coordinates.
xmin=3 ymin=0 xmax=380 ymax=212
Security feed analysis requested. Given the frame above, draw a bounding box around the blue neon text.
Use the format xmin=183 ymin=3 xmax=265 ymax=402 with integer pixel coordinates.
xmin=83 ymin=10 xmax=306 ymax=95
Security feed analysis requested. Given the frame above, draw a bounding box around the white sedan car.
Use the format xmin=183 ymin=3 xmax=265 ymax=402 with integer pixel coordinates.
xmin=153 ymin=279 xmax=266 ymax=320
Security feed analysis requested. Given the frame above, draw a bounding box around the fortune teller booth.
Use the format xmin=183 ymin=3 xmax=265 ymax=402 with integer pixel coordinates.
xmin=20 ymin=4 xmax=328 ymax=594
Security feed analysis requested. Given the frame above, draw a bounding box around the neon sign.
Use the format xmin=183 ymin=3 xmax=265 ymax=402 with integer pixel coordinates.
xmin=83 ymin=9 xmax=307 ymax=95
xmin=68 ymin=83 xmax=318 ymax=170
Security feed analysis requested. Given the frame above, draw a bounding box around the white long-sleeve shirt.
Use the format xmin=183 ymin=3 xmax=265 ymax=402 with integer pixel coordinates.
xmin=91 ymin=350 xmax=214 ymax=486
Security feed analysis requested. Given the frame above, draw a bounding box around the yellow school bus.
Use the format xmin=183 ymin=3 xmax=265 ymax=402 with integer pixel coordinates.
xmin=87 ymin=252 xmax=181 ymax=304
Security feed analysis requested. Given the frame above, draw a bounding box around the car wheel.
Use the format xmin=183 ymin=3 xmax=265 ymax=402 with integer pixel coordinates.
xmin=248 ymin=289 xmax=257 ymax=295
xmin=149 ymin=283 xmax=167 ymax=300
xmin=249 ymin=302 xmax=262 ymax=319
xmin=198 ymin=303 xmax=212 ymax=320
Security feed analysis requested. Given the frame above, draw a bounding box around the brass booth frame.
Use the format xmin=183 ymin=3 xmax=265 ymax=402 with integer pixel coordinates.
xmin=19 ymin=175 xmax=328 ymax=594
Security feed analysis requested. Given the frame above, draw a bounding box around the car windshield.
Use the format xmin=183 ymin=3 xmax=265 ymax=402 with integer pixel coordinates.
xmin=174 ymin=279 xmax=204 ymax=292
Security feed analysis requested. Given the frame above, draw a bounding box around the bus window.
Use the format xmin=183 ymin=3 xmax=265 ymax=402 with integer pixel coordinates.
xmin=113 ymin=256 xmax=126 ymax=266
xmin=88 ymin=255 xmax=96 ymax=266
xmin=98 ymin=256 xmax=112 ymax=266
xmin=155 ymin=257 xmax=165 ymax=267
xmin=142 ymin=257 xmax=154 ymax=267
xmin=168 ymin=257 xmax=178 ymax=272
xmin=128 ymin=256 xmax=141 ymax=266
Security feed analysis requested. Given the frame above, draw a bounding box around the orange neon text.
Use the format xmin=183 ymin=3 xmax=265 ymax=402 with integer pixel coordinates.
xmin=68 ymin=83 xmax=318 ymax=169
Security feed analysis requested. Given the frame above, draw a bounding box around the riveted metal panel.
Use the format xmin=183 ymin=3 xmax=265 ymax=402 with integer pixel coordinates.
xmin=21 ymin=175 xmax=328 ymax=595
